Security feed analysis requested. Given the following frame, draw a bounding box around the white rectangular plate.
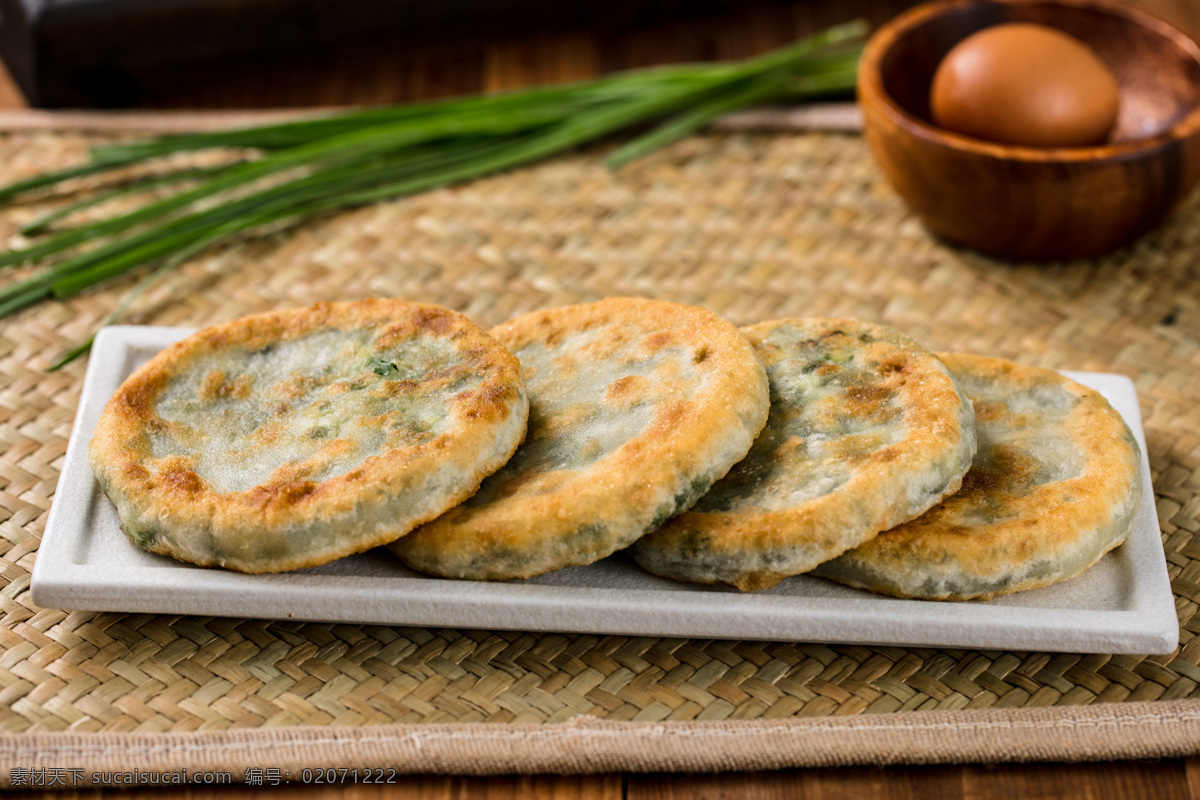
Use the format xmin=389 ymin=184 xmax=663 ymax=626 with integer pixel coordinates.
xmin=32 ymin=326 xmax=1180 ymax=654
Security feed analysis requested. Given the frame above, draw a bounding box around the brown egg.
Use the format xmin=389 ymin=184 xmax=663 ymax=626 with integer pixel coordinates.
xmin=930 ymin=23 xmax=1120 ymax=147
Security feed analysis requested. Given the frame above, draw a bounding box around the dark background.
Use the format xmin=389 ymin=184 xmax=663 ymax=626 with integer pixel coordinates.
xmin=0 ymin=0 xmax=1192 ymax=109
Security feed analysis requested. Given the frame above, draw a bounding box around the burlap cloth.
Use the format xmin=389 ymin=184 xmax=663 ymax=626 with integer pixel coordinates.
xmin=1 ymin=117 xmax=1199 ymax=785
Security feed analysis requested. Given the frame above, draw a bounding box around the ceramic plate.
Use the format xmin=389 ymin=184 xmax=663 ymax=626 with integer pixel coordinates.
xmin=31 ymin=326 xmax=1179 ymax=654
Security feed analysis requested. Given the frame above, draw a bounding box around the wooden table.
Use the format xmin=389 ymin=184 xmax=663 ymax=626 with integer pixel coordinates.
xmin=5 ymin=1 xmax=1200 ymax=797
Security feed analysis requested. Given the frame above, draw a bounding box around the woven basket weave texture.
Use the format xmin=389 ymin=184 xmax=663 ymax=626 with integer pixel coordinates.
xmin=2 ymin=130 xmax=1199 ymax=734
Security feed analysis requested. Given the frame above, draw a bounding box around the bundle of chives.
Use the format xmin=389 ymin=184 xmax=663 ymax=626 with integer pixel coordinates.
xmin=0 ymin=21 xmax=865 ymax=367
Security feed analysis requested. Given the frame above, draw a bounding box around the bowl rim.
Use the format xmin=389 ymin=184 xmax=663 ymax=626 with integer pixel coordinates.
xmin=859 ymin=0 xmax=1200 ymax=162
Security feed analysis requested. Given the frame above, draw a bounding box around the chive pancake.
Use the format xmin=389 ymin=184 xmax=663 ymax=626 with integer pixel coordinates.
xmin=813 ymin=353 xmax=1142 ymax=601
xmin=632 ymin=318 xmax=977 ymax=591
xmin=390 ymin=297 xmax=770 ymax=581
xmin=90 ymin=299 xmax=528 ymax=573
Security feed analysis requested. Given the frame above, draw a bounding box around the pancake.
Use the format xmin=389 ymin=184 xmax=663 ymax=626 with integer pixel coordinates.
xmin=812 ymin=353 xmax=1142 ymax=601
xmin=389 ymin=297 xmax=770 ymax=581
xmin=89 ymin=299 xmax=528 ymax=573
xmin=632 ymin=317 xmax=977 ymax=591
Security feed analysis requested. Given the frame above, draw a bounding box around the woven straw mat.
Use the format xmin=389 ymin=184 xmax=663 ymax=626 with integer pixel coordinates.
xmin=1 ymin=127 xmax=1200 ymax=775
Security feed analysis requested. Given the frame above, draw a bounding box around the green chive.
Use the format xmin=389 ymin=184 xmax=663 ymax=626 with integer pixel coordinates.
xmin=0 ymin=21 xmax=866 ymax=367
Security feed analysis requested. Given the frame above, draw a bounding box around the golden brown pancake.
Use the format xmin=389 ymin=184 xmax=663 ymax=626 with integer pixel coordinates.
xmin=89 ymin=299 xmax=528 ymax=573
xmin=813 ymin=353 xmax=1142 ymax=600
xmin=632 ymin=318 xmax=977 ymax=591
xmin=390 ymin=297 xmax=770 ymax=581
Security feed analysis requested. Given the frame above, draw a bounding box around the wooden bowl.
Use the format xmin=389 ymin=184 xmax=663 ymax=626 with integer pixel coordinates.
xmin=858 ymin=0 xmax=1200 ymax=260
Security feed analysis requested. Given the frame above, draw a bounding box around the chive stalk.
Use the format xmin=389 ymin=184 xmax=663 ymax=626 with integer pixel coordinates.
xmin=0 ymin=21 xmax=866 ymax=368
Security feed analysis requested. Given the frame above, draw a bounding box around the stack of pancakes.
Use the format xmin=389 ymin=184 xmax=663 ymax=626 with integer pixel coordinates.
xmin=90 ymin=297 xmax=1142 ymax=601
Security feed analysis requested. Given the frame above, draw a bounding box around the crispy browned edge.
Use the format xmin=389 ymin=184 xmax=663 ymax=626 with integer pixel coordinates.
xmin=635 ymin=317 xmax=977 ymax=591
xmin=814 ymin=352 xmax=1143 ymax=601
xmin=391 ymin=296 xmax=771 ymax=580
xmin=88 ymin=299 xmax=527 ymax=573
